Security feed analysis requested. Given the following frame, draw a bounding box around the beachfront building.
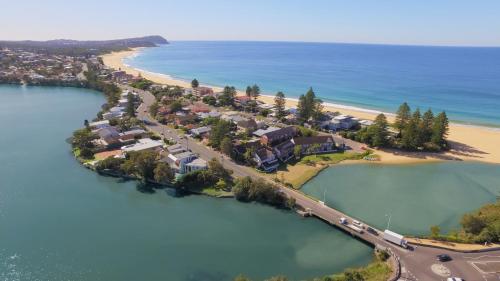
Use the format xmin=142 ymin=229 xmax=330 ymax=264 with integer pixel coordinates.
xmin=323 ymin=115 xmax=359 ymax=131
xmin=292 ymin=135 xmax=336 ymax=155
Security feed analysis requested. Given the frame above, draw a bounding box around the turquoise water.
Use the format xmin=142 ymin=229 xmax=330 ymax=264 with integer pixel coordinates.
xmin=0 ymin=85 xmax=372 ymax=280
xmin=301 ymin=163 xmax=500 ymax=236
xmin=125 ymin=41 xmax=500 ymax=127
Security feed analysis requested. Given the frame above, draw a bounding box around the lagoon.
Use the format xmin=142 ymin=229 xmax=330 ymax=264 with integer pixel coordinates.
xmin=0 ymin=85 xmax=373 ymax=280
xmin=301 ymin=163 xmax=500 ymax=236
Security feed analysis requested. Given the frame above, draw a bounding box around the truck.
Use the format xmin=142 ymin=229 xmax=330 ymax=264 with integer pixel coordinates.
xmin=383 ymin=230 xmax=408 ymax=248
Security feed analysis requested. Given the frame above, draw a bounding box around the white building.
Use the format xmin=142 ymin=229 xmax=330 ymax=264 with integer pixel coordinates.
xmin=121 ymin=138 xmax=163 ymax=153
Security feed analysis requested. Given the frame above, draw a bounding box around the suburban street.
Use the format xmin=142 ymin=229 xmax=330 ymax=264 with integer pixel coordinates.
xmin=128 ymin=85 xmax=500 ymax=281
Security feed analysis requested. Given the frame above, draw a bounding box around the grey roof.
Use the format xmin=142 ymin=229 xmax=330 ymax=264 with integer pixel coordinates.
xmin=253 ymin=127 xmax=280 ymax=137
xmin=293 ymin=136 xmax=334 ymax=146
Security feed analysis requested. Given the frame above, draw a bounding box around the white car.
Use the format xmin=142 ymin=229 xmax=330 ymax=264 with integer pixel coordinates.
xmin=352 ymin=220 xmax=364 ymax=228
xmin=447 ymin=278 xmax=464 ymax=281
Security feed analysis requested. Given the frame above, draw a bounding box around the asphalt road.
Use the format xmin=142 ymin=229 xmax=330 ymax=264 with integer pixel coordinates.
xmin=126 ymin=85 xmax=500 ymax=281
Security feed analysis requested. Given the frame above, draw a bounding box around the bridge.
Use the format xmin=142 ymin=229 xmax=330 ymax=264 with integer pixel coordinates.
xmin=125 ymin=85 xmax=500 ymax=281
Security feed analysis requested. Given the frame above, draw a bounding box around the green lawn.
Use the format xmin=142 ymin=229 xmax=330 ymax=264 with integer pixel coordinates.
xmin=200 ymin=187 xmax=233 ymax=198
xmin=300 ymin=151 xmax=369 ymax=165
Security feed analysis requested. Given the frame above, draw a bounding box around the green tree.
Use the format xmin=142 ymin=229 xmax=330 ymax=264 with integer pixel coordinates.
xmin=202 ymin=95 xmax=217 ymax=106
xmin=430 ymin=225 xmax=441 ymax=238
xmin=250 ymin=84 xmax=261 ymax=100
xmin=369 ymin=113 xmax=389 ymax=147
xmin=274 ymin=91 xmax=287 ymax=119
xmin=420 ymin=109 xmax=435 ymax=143
xmin=243 ymin=146 xmax=256 ymax=165
xmin=220 ymin=137 xmax=233 ymax=156
xmin=154 ymin=162 xmax=174 ymax=184
xmin=191 ymin=78 xmax=199 ymax=88
xmin=401 ymin=117 xmax=419 ymax=150
xmin=72 ymin=128 xmax=97 ymax=151
xmin=394 ymin=102 xmax=411 ymax=134
xmin=149 ymin=102 xmax=160 ymax=117
xmin=169 ymin=100 xmax=183 ymax=112
xmin=297 ymin=88 xmax=322 ymax=122
xmin=209 ymin=119 xmax=232 ymax=148
xmin=344 ymin=270 xmax=364 ymax=281
xmin=218 ymin=86 xmax=236 ymax=106
xmin=431 ymin=111 xmax=449 ymax=148
xmin=461 ymin=213 xmax=486 ymax=235
xmin=245 ymin=86 xmax=252 ymax=98
xmin=126 ymin=151 xmax=158 ymax=182
xmin=294 ymin=145 xmax=302 ymax=158
xmin=126 ymin=93 xmax=136 ymax=117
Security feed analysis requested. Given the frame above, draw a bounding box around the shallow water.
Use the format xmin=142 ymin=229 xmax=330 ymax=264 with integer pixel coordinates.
xmin=301 ymin=162 xmax=500 ymax=235
xmin=0 ymin=85 xmax=373 ymax=280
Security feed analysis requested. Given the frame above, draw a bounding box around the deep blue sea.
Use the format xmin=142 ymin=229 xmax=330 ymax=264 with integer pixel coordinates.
xmin=125 ymin=41 xmax=500 ymax=127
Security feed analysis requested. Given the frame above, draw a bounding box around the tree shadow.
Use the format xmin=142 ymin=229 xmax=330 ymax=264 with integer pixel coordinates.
xmin=447 ymin=140 xmax=489 ymax=158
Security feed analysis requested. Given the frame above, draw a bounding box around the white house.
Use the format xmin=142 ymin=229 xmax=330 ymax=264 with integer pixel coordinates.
xmin=121 ymin=138 xmax=163 ymax=153
xmin=185 ymin=158 xmax=208 ymax=173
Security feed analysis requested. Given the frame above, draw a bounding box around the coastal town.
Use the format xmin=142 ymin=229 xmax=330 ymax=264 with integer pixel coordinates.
xmin=1 ymin=41 xmax=500 ymax=281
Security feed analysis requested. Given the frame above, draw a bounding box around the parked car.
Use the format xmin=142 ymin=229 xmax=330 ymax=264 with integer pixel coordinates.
xmin=437 ymin=254 xmax=452 ymax=262
xmin=352 ymin=220 xmax=364 ymax=228
xmin=339 ymin=217 xmax=348 ymax=225
xmin=367 ymin=227 xmax=378 ymax=236
xmin=446 ymin=278 xmax=464 ymax=281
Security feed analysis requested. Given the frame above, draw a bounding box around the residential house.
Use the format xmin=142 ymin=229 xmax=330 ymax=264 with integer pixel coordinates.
xmin=273 ymin=140 xmax=295 ymax=162
xmin=237 ymin=119 xmax=258 ymax=132
xmin=292 ymin=136 xmax=336 ymax=155
xmin=234 ymin=96 xmax=252 ymax=107
xmin=174 ymin=114 xmax=197 ymax=126
xmin=118 ymin=129 xmax=147 ymax=142
xmin=189 ymin=103 xmax=210 ymax=113
xmin=185 ymin=158 xmax=208 ymax=173
xmin=323 ymin=115 xmax=359 ymax=131
xmin=260 ymin=126 xmax=298 ymax=147
xmin=190 ymin=126 xmax=211 ymax=137
xmin=88 ymin=120 xmax=110 ymax=130
xmin=253 ymin=147 xmax=279 ymax=172
xmin=197 ymin=110 xmax=221 ymax=119
xmin=253 ymin=127 xmax=280 ymax=137
xmin=121 ymin=138 xmax=163 ymax=153
xmin=97 ymin=127 xmax=121 ymax=146
xmin=194 ymin=87 xmax=214 ymax=96
xmin=103 ymin=106 xmax=125 ymax=120
xmin=167 ymin=151 xmax=197 ymax=174
xmin=359 ymin=120 xmax=374 ymax=127
xmin=167 ymin=144 xmax=187 ymax=155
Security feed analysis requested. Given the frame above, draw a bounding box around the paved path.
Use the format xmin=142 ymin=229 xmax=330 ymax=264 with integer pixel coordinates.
xmin=125 ymin=85 xmax=500 ymax=281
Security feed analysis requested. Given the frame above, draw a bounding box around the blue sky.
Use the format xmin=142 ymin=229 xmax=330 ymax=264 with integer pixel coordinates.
xmin=1 ymin=0 xmax=499 ymax=46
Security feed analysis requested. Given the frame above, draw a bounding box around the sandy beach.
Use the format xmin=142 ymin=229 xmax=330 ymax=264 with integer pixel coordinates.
xmin=102 ymin=48 xmax=500 ymax=165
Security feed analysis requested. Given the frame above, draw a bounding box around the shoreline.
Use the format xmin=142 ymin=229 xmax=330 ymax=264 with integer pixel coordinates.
xmin=101 ymin=48 xmax=500 ymax=165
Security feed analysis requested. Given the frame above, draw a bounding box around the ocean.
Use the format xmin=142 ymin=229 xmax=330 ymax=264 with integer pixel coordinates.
xmin=124 ymin=41 xmax=500 ymax=127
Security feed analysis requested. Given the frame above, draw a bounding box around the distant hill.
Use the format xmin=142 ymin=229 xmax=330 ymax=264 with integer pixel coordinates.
xmin=0 ymin=35 xmax=168 ymax=56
